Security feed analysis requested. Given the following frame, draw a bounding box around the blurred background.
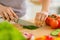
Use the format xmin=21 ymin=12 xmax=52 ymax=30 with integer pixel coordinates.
xmin=21 ymin=0 xmax=60 ymax=20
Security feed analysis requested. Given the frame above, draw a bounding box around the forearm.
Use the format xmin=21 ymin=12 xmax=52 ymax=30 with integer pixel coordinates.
xmin=41 ymin=0 xmax=51 ymax=12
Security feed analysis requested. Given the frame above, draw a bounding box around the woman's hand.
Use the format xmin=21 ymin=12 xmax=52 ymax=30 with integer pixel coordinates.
xmin=35 ymin=11 xmax=48 ymax=27
xmin=0 ymin=4 xmax=18 ymax=22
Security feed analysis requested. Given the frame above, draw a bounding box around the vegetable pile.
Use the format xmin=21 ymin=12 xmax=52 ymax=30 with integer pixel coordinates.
xmin=0 ymin=21 xmax=26 ymax=40
xmin=45 ymin=14 xmax=60 ymax=29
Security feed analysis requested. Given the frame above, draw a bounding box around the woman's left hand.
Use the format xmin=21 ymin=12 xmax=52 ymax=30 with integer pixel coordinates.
xmin=35 ymin=11 xmax=48 ymax=27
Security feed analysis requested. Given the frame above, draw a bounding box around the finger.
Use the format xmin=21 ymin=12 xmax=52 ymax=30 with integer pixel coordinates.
xmin=35 ymin=13 xmax=42 ymax=27
xmin=44 ymin=15 xmax=48 ymax=20
xmin=0 ymin=12 xmax=5 ymax=20
xmin=9 ymin=7 xmax=18 ymax=19
xmin=35 ymin=21 xmax=42 ymax=27
xmin=35 ymin=13 xmax=41 ymax=21
xmin=39 ymin=13 xmax=43 ymax=21
xmin=35 ymin=21 xmax=39 ymax=27
xmin=41 ymin=14 xmax=45 ymax=21
xmin=2 ymin=11 xmax=9 ymax=21
xmin=6 ymin=8 xmax=14 ymax=21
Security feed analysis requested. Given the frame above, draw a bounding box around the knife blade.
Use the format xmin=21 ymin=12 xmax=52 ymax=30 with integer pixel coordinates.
xmin=16 ymin=19 xmax=38 ymax=30
xmin=16 ymin=18 xmax=35 ymax=26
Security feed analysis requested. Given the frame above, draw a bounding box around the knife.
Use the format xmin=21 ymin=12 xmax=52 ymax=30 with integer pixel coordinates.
xmin=16 ymin=19 xmax=35 ymax=26
xmin=15 ymin=18 xmax=38 ymax=30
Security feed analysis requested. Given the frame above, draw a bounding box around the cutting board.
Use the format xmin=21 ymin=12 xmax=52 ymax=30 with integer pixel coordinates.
xmin=14 ymin=19 xmax=55 ymax=38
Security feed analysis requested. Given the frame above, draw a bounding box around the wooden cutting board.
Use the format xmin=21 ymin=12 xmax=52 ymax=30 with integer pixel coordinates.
xmin=14 ymin=19 xmax=55 ymax=38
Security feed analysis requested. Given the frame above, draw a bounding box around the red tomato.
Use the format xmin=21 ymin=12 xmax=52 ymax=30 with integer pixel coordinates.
xmin=57 ymin=19 xmax=60 ymax=28
xmin=56 ymin=16 xmax=60 ymax=19
xmin=45 ymin=15 xmax=60 ymax=29
xmin=50 ymin=19 xmax=58 ymax=29
xmin=45 ymin=17 xmax=53 ymax=25
xmin=56 ymin=16 xmax=60 ymax=28
xmin=45 ymin=16 xmax=59 ymax=29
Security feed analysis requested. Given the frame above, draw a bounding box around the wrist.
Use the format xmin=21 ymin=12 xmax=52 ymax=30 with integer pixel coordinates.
xmin=41 ymin=11 xmax=49 ymax=13
xmin=41 ymin=8 xmax=49 ymax=12
xmin=41 ymin=9 xmax=49 ymax=12
xmin=40 ymin=11 xmax=49 ymax=15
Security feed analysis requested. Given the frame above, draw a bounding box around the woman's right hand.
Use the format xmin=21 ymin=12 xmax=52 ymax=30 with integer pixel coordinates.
xmin=0 ymin=4 xmax=18 ymax=22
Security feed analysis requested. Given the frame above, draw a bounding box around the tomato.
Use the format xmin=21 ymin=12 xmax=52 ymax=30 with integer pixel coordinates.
xmin=45 ymin=17 xmax=58 ymax=29
xmin=57 ymin=19 xmax=60 ymax=28
xmin=50 ymin=19 xmax=58 ymax=29
xmin=56 ymin=16 xmax=60 ymax=19
xmin=45 ymin=15 xmax=59 ymax=29
xmin=45 ymin=17 xmax=53 ymax=25
xmin=56 ymin=16 xmax=60 ymax=28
